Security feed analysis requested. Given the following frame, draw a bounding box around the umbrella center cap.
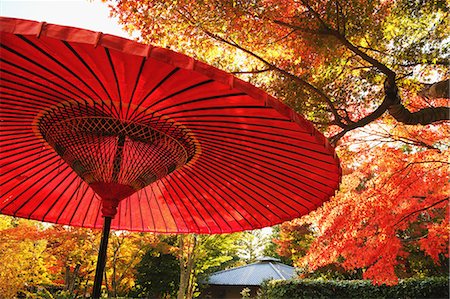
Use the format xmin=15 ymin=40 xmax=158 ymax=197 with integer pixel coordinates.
xmin=36 ymin=102 xmax=197 ymax=202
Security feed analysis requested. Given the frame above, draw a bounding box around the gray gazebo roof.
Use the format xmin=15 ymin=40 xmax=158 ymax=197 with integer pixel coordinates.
xmin=204 ymin=257 xmax=296 ymax=286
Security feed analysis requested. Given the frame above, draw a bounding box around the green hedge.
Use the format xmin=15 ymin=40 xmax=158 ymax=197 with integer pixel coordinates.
xmin=258 ymin=277 xmax=449 ymax=299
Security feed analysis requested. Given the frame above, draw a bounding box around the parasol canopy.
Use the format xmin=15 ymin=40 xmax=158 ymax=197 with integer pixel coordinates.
xmin=0 ymin=17 xmax=341 ymax=234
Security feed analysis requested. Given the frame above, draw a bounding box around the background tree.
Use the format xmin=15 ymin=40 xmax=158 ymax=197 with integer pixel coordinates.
xmin=43 ymin=225 xmax=99 ymax=295
xmin=0 ymin=216 xmax=51 ymax=298
xmin=106 ymin=0 xmax=449 ymax=143
xmin=103 ymin=231 xmax=159 ymax=297
xmin=262 ymin=225 xmax=293 ymax=266
xmin=132 ymin=238 xmax=180 ymax=299
xmin=177 ymin=233 xmax=243 ymax=299
xmin=237 ymin=229 xmax=270 ymax=263
xmin=276 ymin=123 xmax=449 ymax=284
xmin=103 ymin=0 xmax=449 ymax=285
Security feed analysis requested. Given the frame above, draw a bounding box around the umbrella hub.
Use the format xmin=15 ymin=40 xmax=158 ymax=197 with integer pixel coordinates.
xmin=36 ymin=102 xmax=197 ymax=209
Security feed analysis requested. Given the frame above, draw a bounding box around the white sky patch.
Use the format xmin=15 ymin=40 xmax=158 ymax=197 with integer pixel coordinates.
xmin=0 ymin=0 xmax=130 ymax=38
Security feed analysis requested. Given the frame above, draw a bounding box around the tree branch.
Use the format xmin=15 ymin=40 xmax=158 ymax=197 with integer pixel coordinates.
xmin=418 ymin=79 xmax=450 ymax=99
xmin=299 ymin=0 xmax=396 ymax=79
xmin=329 ymin=97 xmax=391 ymax=144
xmin=385 ymin=79 xmax=450 ymax=125
xmin=395 ymin=197 xmax=449 ymax=227
xmin=232 ymin=68 xmax=273 ymax=74
xmin=200 ymin=29 xmax=346 ymax=127
xmin=180 ymin=3 xmax=448 ymax=144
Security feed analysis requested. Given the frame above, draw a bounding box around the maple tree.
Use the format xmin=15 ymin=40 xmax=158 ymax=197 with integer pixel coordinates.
xmin=42 ymin=225 xmax=99 ymax=295
xmin=276 ymin=121 xmax=449 ymax=285
xmin=105 ymin=0 xmax=449 ymax=144
xmin=104 ymin=0 xmax=450 ymax=286
xmin=0 ymin=216 xmax=51 ymax=298
xmin=103 ymin=231 xmax=159 ymax=297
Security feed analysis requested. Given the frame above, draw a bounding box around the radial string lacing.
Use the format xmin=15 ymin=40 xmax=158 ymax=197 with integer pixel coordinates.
xmin=36 ymin=101 xmax=197 ymax=203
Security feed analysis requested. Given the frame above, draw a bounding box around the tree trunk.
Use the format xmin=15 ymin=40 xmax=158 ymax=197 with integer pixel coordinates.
xmin=185 ymin=236 xmax=197 ymax=299
xmin=69 ymin=264 xmax=81 ymax=293
xmin=177 ymin=234 xmax=198 ymax=299
xmin=64 ymin=265 xmax=70 ymax=291
xmin=177 ymin=235 xmax=187 ymax=299
xmin=103 ymin=270 xmax=109 ymax=297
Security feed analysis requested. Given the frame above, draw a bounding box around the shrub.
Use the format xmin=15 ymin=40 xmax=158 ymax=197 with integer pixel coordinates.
xmin=258 ymin=277 xmax=449 ymax=299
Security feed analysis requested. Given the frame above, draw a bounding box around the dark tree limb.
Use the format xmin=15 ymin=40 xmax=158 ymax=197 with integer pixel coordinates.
xmin=385 ymin=79 xmax=450 ymax=125
xmin=200 ymin=29 xmax=347 ymax=127
xmin=395 ymin=197 xmax=449 ymax=227
xmin=419 ymin=79 xmax=450 ymax=99
xmin=232 ymin=68 xmax=272 ymax=74
xmin=179 ymin=5 xmax=449 ymax=145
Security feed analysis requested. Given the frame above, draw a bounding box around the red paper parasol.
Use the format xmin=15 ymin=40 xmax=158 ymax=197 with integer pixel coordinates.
xmin=0 ymin=17 xmax=341 ymax=297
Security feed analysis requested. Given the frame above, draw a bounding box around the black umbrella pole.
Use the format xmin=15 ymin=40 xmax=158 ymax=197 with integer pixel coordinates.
xmin=93 ymin=216 xmax=112 ymax=299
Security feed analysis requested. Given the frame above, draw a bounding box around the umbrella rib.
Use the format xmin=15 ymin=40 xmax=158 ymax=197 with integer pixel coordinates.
xmin=1 ymin=43 xmax=101 ymax=106
xmin=0 ymin=76 xmax=76 ymax=106
xmin=0 ymin=123 xmax=34 ymax=128
xmin=62 ymin=178 xmax=89 ymax=225
xmin=91 ymin=196 xmax=102 ymax=229
xmin=157 ymin=105 xmax=269 ymax=117
xmin=0 ymin=131 xmax=36 ymax=137
xmin=0 ymin=154 xmax=57 ymax=211
xmin=136 ymin=191 xmax=145 ymax=231
xmin=203 ymin=136 xmax=333 ymax=186
xmin=169 ymin=173 xmax=230 ymax=233
xmin=19 ymin=36 xmax=118 ymax=116
xmin=162 ymin=175 xmax=208 ymax=232
xmin=150 ymin=183 xmax=171 ymax=233
xmin=0 ymin=61 xmax=84 ymax=105
xmin=191 ymin=166 xmax=267 ymax=229
xmin=150 ymin=93 xmax=247 ymax=115
xmin=203 ymin=141 xmax=333 ymax=195
xmin=201 ymin=156 xmax=311 ymax=215
xmin=194 ymin=162 xmax=283 ymax=224
xmin=199 ymin=134 xmax=335 ymax=179
xmin=0 ymin=150 xmax=56 ymax=179
xmin=1 ymin=90 xmax=65 ymax=111
xmin=186 ymin=168 xmax=254 ymax=231
xmin=180 ymin=118 xmax=302 ymax=133
xmin=161 ymin=176 xmax=204 ymax=233
xmin=80 ymin=192 xmax=98 ymax=228
xmin=117 ymin=195 xmax=124 ymax=229
xmin=1 ymin=114 xmax=36 ymax=121
xmin=154 ymin=180 xmax=184 ymax=232
xmin=125 ymin=57 xmax=146 ymax=119
xmin=0 ymin=98 xmax=47 ymax=113
xmin=62 ymin=41 xmax=119 ymax=116
xmin=104 ymin=48 xmax=122 ymax=117
xmin=176 ymin=113 xmax=287 ymax=120
xmin=33 ymin=166 xmax=76 ymax=220
xmin=0 ymin=139 xmax=45 ymax=154
xmin=203 ymin=145 xmax=327 ymax=204
xmin=198 ymin=129 xmax=333 ymax=165
xmin=189 ymin=124 xmax=328 ymax=155
xmin=202 ymin=137 xmax=335 ymax=189
xmin=132 ymin=80 xmax=216 ymax=123
xmin=4 ymin=160 xmax=70 ymax=216
xmin=196 ymin=160 xmax=288 ymax=220
xmin=141 ymin=187 xmax=156 ymax=231
xmin=0 ymin=137 xmax=39 ymax=149
xmin=129 ymin=67 xmax=180 ymax=121
xmin=127 ymin=196 xmax=133 ymax=230
xmin=178 ymin=167 xmax=254 ymax=231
